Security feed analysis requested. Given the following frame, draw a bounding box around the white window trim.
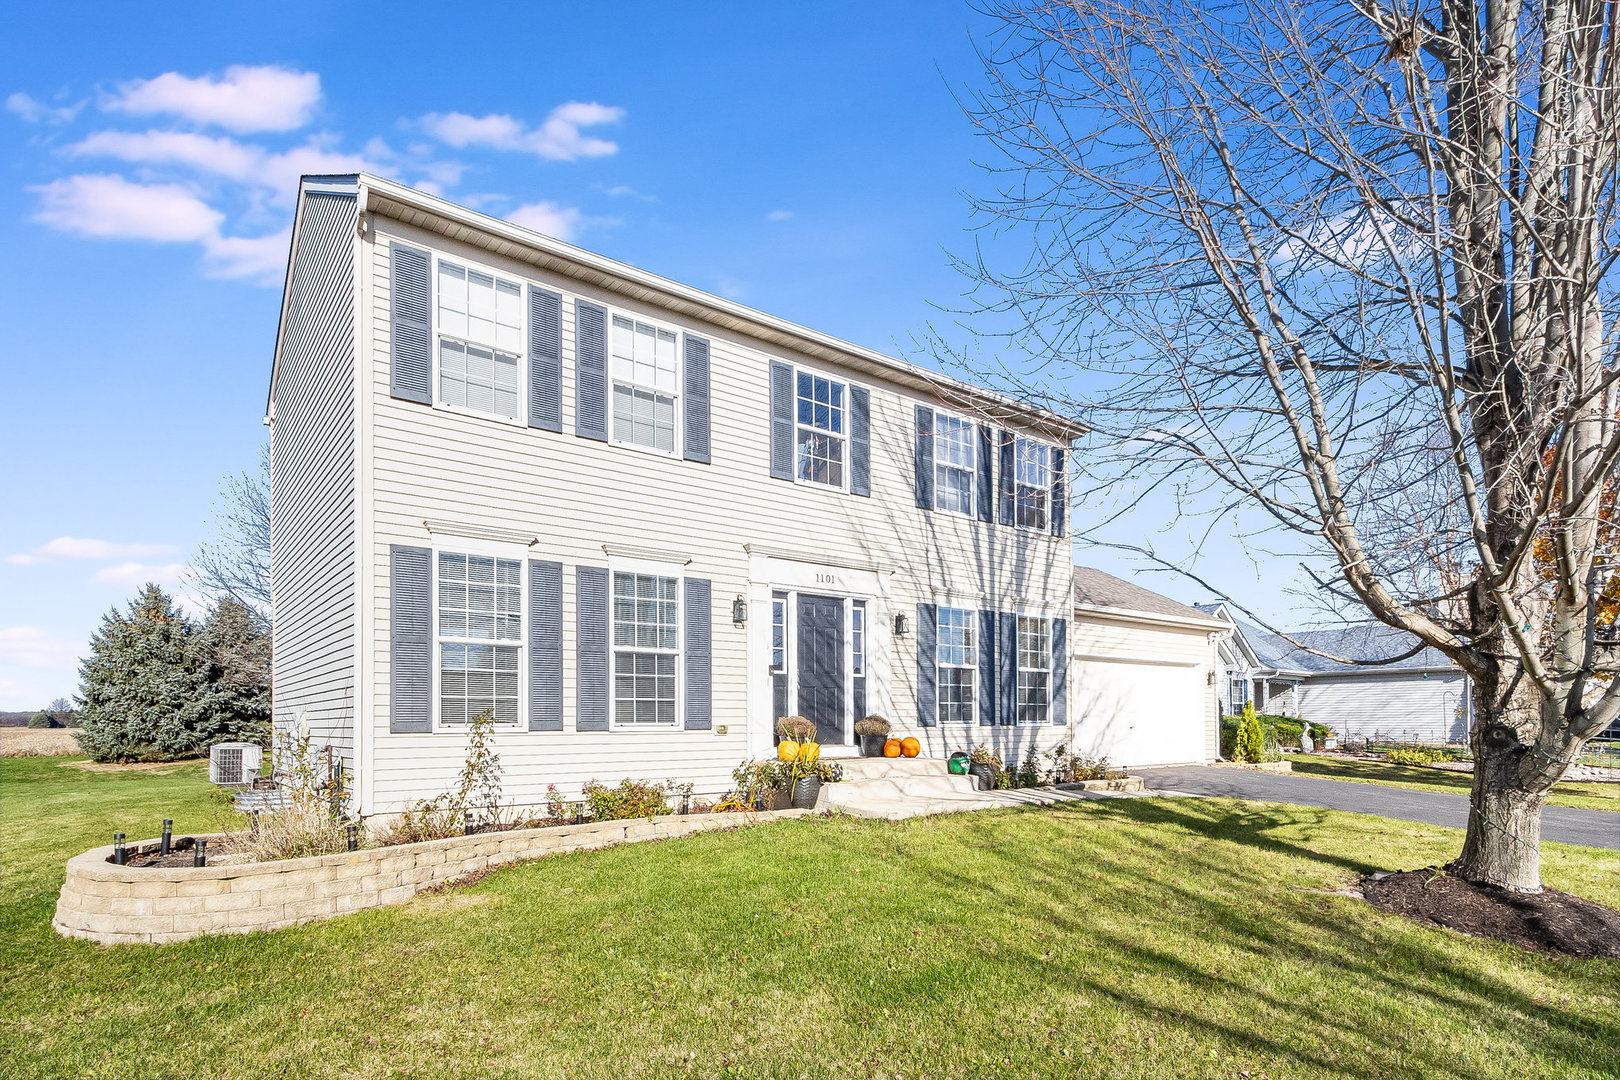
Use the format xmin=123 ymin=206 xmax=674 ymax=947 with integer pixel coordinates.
xmin=606 ymin=307 xmax=683 ymax=459
xmin=790 ymin=361 xmax=854 ymax=495
xmin=430 ymin=537 xmax=528 ymax=733
xmin=931 ymin=409 xmax=977 ymax=519
xmin=429 ymin=251 xmax=529 ymax=429
xmin=936 ymin=605 xmax=978 ymax=726
xmin=1015 ymin=613 xmax=1052 ymax=726
xmin=607 ymin=555 xmax=686 ymax=732
xmin=1011 ymin=435 xmax=1055 ymax=533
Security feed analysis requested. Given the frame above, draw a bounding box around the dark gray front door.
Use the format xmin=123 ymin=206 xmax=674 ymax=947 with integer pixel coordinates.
xmin=796 ymin=594 xmax=846 ymax=743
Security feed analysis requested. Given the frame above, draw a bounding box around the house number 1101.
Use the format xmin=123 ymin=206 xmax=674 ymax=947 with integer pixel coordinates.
xmin=815 ymin=573 xmax=837 ymax=585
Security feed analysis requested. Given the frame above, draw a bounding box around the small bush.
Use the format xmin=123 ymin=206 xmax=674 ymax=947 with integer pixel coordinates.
xmin=236 ymin=727 xmax=355 ymax=861
xmin=853 ymin=715 xmax=891 ymax=737
xmin=776 ymin=716 xmax=816 ymax=741
xmin=1385 ymin=747 xmax=1447 ymax=767
xmin=582 ymin=778 xmax=682 ymax=820
xmin=1233 ymin=703 xmax=1266 ymax=763
xmin=26 ymin=711 xmax=56 ymax=729
xmin=1047 ymin=744 xmax=1116 ymax=782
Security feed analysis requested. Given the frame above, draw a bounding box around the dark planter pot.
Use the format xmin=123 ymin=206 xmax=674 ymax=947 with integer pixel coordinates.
xmin=968 ymin=763 xmax=996 ymax=791
xmin=859 ymin=733 xmax=888 ymax=757
xmin=790 ymin=776 xmax=822 ymax=810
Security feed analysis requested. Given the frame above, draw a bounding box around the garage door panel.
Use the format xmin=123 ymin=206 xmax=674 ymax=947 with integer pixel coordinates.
xmin=1070 ymin=661 xmax=1204 ymax=767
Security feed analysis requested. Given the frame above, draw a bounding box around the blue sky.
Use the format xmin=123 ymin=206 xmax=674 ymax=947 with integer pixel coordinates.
xmin=0 ymin=2 xmax=1294 ymax=710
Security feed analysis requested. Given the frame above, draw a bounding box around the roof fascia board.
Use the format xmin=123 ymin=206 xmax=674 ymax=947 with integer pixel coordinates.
xmin=1072 ymin=601 xmax=1227 ymax=632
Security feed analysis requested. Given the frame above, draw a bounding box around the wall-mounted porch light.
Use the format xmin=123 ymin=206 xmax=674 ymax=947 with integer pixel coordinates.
xmin=732 ymin=596 xmax=748 ymax=626
xmin=893 ymin=613 xmax=911 ymax=637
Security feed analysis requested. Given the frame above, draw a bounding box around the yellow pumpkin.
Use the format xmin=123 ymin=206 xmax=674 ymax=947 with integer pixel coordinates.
xmin=798 ymin=741 xmax=821 ymax=763
xmin=777 ymin=739 xmax=799 ymax=761
xmin=901 ymin=736 xmax=921 ymax=758
xmin=883 ymin=738 xmax=903 ymax=758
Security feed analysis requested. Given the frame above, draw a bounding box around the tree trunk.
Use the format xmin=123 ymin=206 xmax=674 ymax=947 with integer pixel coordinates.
xmin=1455 ymin=699 xmax=1547 ymax=891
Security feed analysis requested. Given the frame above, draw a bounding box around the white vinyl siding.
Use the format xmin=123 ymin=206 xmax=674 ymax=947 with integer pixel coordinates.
xmin=795 ymin=370 xmax=846 ymax=487
xmin=934 ymin=413 xmax=975 ymax=516
xmin=436 ymin=260 xmax=522 ymax=421
xmin=937 ymin=606 xmax=977 ymax=724
xmin=612 ymin=572 xmax=680 ymax=726
xmin=610 ymin=315 xmax=679 ymax=452
xmin=1017 ymin=615 xmax=1050 ymax=724
xmin=436 ymin=552 xmax=522 ymax=727
xmin=1295 ymin=672 xmax=1469 ymax=743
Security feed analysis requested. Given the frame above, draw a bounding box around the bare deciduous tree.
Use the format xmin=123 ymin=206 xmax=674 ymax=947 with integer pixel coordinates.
xmin=957 ymin=0 xmax=1619 ymax=890
xmin=189 ymin=444 xmax=271 ymax=620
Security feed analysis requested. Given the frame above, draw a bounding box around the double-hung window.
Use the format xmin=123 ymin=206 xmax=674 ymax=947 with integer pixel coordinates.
xmin=796 ymin=371 xmax=846 ymax=487
xmin=1016 ymin=616 xmax=1051 ymax=725
xmin=610 ymin=315 xmax=680 ymax=453
xmin=437 ymin=260 xmax=523 ymax=421
xmin=934 ymin=413 xmax=975 ymax=516
xmin=612 ymin=572 xmax=680 ymax=725
xmin=437 ymin=552 xmax=522 ymax=727
xmin=936 ymin=606 xmax=977 ymax=724
xmin=1014 ymin=438 xmax=1052 ymax=531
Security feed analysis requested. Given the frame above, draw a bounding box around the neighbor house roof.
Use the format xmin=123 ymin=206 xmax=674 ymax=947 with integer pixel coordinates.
xmin=1195 ymin=602 xmax=1456 ymax=675
xmin=1072 ymin=568 xmax=1227 ymax=630
xmin=269 ymin=173 xmax=1088 ymax=441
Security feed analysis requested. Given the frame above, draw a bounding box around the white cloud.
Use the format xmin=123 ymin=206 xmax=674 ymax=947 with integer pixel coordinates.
xmin=6 ymin=91 xmax=83 ymax=124
xmin=600 ymin=183 xmax=655 ymax=202
xmin=0 ymin=627 xmax=82 ymax=671
xmin=68 ymin=131 xmax=372 ymax=206
xmin=90 ymin=561 xmax=189 ymax=589
xmin=31 ymin=174 xmax=221 ymax=242
xmin=8 ymin=536 xmax=176 ymax=566
xmin=201 ymin=228 xmax=291 ymax=284
xmin=423 ymin=101 xmax=624 ymax=160
xmin=766 ymin=209 xmax=794 ymax=222
xmin=506 ymin=201 xmax=585 ymax=241
xmin=103 ymin=65 xmax=321 ymax=133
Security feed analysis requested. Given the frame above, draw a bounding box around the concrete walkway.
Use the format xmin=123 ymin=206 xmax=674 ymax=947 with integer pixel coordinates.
xmin=1138 ymin=765 xmax=1620 ymax=850
xmin=820 ymin=757 xmax=1157 ymax=819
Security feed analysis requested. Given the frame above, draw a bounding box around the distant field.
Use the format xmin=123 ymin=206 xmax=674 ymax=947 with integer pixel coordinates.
xmin=0 ymin=728 xmax=80 ymax=757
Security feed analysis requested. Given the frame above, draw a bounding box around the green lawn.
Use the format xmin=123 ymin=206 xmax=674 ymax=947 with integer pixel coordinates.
xmin=2 ymin=755 xmax=1617 ymax=1080
xmin=1290 ymin=754 xmax=1620 ymax=812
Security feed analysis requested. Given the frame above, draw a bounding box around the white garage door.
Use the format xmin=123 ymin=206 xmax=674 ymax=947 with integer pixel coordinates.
xmin=1070 ymin=660 xmax=1205 ymax=767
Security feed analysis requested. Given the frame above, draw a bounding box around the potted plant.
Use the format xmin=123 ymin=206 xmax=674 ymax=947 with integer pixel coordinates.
xmin=967 ymin=745 xmax=1002 ymax=791
xmin=854 ymin=715 xmax=891 ymax=757
xmin=785 ymin=755 xmax=838 ymax=810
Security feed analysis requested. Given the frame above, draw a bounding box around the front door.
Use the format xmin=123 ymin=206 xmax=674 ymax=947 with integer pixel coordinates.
xmin=796 ymin=594 xmax=846 ymax=743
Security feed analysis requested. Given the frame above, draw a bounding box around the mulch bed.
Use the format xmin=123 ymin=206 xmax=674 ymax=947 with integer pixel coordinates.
xmin=1360 ymin=865 xmax=1620 ymax=959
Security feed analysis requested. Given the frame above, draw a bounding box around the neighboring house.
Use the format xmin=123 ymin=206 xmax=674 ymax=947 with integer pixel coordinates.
xmin=1069 ymin=569 xmax=1227 ymax=766
xmin=270 ymin=174 xmax=1086 ymax=816
xmin=1200 ymin=603 xmax=1472 ymax=743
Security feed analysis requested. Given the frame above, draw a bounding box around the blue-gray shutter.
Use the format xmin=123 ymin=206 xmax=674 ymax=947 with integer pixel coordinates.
xmin=981 ymin=610 xmax=1001 ymax=727
xmin=389 ymin=545 xmax=432 ymax=733
xmin=1051 ymin=617 xmax=1068 ymax=725
xmin=683 ymin=334 xmax=711 ymax=463
xmin=850 ymin=386 xmax=871 ymax=496
xmin=998 ymin=612 xmax=1018 ymax=725
xmin=684 ymin=578 xmax=712 ymax=729
xmin=389 ymin=244 xmax=431 ymax=404
xmin=976 ymin=425 xmax=994 ymax=522
xmin=998 ymin=429 xmax=1015 ymax=525
xmin=576 ymin=566 xmax=610 ymax=730
xmin=528 ymin=560 xmax=563 ymax=731
xmin=914 ymin=406 xmax=935 ymax=509
xmin=575 ymin=300 xmax=608 ymax=441
xmin=528 ymin=287 xmax=562 ymax=432
xmin=916 ymin=603 xmax=938 ymax=726
xmin=1051 ymin=445 xmax=1067 ymax=537
xmin=769 ymin=361 xmax=794 ymax=480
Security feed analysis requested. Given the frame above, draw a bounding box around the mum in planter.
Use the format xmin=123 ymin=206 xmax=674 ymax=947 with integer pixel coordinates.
xmin=967 ymin=745 xmax=1005 ymax=791
xmin=854 ymin=715 xmax=891 ymax=757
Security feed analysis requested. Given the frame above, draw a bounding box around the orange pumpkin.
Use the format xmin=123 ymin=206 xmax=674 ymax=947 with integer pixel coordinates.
xmin=901 ymin=736 xmax=921 ymax=758
xmin=777 ymin=740 xmax=799 ymax=761
xmin=883 ymin=738 xmax=903 ymax=758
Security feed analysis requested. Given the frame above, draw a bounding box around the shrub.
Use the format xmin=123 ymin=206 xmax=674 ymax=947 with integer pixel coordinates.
xmin=728 ymin=759 xmax=786 ymax=807
xmin=1219 ymin=712 xmax=1328 ymax=755
xmin=582 ymin=778 xmax=684 ymax=820
xmin=26 ymin=711 xmax=55 ymax=729
xmin=1233 ymin=703 xmax=1266 ymax=763
xmin=374 ymin=710 xmax=509 ymax=846
xmin=1016 ymin=743 xmax=1043 ymax=787
xmin=777 ymin=716 xmax=816 ymax=741
xmin=1385 ymin=747 xmax=1447 ymax=767
xmin=1047 ymin=744 xmax=1115 ymax=782
xmin=853 ymin=715 xmax=891 ymax=737
xmin=236 ymin=726 xmax=355 ymax=861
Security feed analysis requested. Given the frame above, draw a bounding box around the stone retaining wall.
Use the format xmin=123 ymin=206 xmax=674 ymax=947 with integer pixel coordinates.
xmin=54 ymin=808 xmax=808 ymax=945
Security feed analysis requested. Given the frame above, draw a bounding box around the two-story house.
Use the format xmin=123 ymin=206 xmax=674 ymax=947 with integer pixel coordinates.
xmin=269 ymin=175 xmax=1085 ymax=816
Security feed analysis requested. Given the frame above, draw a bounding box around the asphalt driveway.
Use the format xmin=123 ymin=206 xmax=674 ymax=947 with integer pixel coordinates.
xmin=1139 ymin=764 xmax=1620 ymax=850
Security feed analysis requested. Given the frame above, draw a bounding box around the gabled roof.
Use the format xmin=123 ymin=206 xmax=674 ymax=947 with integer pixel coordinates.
xmin=1197 ymin=602 xmax=1456 ymax=675
xmin=1073 ymin=568 xmax=1227 ymax=630
xmin=270 ymin=173 xmax=1087 ymax=441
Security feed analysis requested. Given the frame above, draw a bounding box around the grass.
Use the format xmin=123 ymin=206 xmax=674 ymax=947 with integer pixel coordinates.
xmin=2 ymin=755 xmax=1617 ymax=1080
xmin=1290 ymin=754 xmax=1619 ymax=812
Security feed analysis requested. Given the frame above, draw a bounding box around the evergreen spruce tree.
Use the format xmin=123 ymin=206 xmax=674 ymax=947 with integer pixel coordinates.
xmin=75 ymin=587 xmax=271 ymax=762
xmin=26 ymin=710 xmax=55 ymax=729
xmin=1234 ymin=702 xmax=1266 ymax=764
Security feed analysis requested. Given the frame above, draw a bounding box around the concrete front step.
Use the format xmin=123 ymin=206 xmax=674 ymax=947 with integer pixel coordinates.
xmin=835 ymin=756 xmax=957 ymax=781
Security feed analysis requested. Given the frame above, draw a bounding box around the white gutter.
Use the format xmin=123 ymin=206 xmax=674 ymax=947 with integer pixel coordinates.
xmin=1072 ymin=601 xmax=1229 ymax=633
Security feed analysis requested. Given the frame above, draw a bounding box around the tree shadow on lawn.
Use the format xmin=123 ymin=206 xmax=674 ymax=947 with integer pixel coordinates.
xmin=900 ymin=799 xmax=1619 ymax=1080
